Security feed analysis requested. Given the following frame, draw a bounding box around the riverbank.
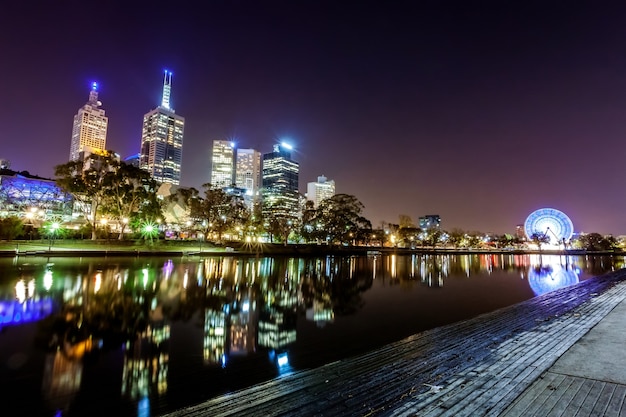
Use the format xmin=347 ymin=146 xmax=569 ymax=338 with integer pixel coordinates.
xmin=0 ymin=241 xmax=620 ymax=257
xmin=0 ymin=239 xmax=624 ymax=258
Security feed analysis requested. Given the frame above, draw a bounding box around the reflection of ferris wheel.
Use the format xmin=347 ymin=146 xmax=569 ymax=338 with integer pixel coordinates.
xmin=524 ymin=208 xmax=574 ymax=244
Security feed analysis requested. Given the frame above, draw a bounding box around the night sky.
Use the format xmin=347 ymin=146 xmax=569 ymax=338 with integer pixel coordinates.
xmin=2 ymin=1 xmax=626 ymax=234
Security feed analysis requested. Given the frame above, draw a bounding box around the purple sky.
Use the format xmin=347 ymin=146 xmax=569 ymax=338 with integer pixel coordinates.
xmin=2 ymin=1 xmax=626 ymax=234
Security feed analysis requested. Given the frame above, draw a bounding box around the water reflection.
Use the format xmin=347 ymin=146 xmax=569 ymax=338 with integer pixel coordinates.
xmin=524 ymin=255 xmax=581 ymax=296
xmin=0 ymin=253 xmax=623 ymax=416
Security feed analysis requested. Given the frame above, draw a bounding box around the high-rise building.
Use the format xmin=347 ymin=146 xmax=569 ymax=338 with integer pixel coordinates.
xmin=306 ymin=175 xmax=335 ymax=207
xmin=235 ymin=148 xmax=261 ymax=196
xmin=419 ymin=215 xmax=441 ymax=230
xmin=210 ymin=140 xmax=235 ymax=188
xmin=69 ymin=82 xmax=108 ymax=161
xmin=262 ymin=143 xmax=299 ymax=219
xmin=140 ymin=70 xmax=185 ymax=185
xmin=0 ymin=159 xmax=10 ymax=170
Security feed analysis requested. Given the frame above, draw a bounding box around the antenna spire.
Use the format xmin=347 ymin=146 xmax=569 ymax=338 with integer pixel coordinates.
xmin=161 ymin=70 xmax=172 ymax=109
xmin=88 ymin=81 xmax=99 ymax=105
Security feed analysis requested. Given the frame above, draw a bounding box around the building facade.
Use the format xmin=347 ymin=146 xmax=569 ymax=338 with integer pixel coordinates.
xmin=419 ymin=215 xmax=441 ymax=230
xmin=262 ymin=143 xmax=299 ymax=219
xmin=306 ymin=175 xmax=335 ymax=207
xmin=235 ymin=148 xmax=261 ymax=196
xmin=210 ymin=140 xmax=235 ymax=188
xmin=0 ymin=169 xmax=73 ymax=220
xmin=140 ymin=71 xmax=185 ymax=185
xmin=69 ymin=82 xmax=108 ymax=161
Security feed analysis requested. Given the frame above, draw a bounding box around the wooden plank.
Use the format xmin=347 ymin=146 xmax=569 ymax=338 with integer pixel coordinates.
xmin=604 ymin=384 xmax=626 ymax=417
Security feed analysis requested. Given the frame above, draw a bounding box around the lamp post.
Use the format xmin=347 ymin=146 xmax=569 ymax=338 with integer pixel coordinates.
xmin=48 ymin=222 xmax=60 ymax=251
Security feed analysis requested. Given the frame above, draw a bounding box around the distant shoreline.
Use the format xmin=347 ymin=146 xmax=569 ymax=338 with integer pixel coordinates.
xmin=0 ymin=240 xmax=623 ymax=258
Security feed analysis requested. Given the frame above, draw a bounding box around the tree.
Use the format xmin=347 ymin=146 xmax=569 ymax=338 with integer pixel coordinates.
xmin=101 ymin=163 xmax=161 ymax=239
xmin=313 ymin=194 xmax=372 ymax=245
xmin=529 ymin=232 xmax=551 ymax=251
xmin=398 ymin=214 xmax=415 ymax=229
xmin=191 ymin=184 xmax=248 ymax=242
xmin=0 ymin=216 xmax=24 ymax=240
xmin=300 ymin=200 xmax=318 ymax=243
xmin=574 ymin=233 xmax=617 ymax=251
xmin=55 ymin=153 xmax=119 ymax=240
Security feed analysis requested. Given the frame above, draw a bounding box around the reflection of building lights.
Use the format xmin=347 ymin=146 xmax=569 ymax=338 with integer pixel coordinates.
xmin=138 ymin=396 xmax=150 ymax=417
xmin=242 ymin=301 xmax=249 ymax=312
xmin=94 ymin=272 xmax=102 ymax=293
xmin=214 ymin=327 xmax=224 ymax=336
xmin=277 ymin=352 xmax=289 ymax=367
xmin=143 ymin=269 xmax=149 ymax=287
xmin=15 ymin=280 xmax=26 ymax=303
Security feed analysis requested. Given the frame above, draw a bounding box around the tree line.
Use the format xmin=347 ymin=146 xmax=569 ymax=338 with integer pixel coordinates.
xmin=0 ymin=152 xmax=621 ymax=252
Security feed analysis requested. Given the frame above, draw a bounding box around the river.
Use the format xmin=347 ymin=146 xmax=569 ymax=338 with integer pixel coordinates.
xmin=0 ymin=253 xmax=622 ymax=416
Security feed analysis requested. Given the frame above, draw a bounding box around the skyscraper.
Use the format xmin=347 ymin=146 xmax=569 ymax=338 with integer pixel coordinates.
xmin=306 ymin=175 xmax=335 ymax=207
xmin=69 ymin=82 xmax=108 ymax=161
xmin=140 ymin=70 xmax=185 ymax=185
xmin=210 ymin=140 xmax=235 ymax=188
xmin=262 ymin=143 xmax=299 ymax=219
xmin=235 ymin=148 xmax=261 ymax=196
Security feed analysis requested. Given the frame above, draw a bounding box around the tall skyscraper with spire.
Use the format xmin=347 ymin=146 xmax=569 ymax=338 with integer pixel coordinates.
xmin=69 ymin=82 xmax=108 ymax=161
xmin=140 ymin=70 xmax=185 ymax=185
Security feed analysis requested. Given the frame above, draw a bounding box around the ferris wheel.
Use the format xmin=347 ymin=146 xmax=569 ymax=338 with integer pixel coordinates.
xmin=524 ymin=208 xmax=574 ymax=244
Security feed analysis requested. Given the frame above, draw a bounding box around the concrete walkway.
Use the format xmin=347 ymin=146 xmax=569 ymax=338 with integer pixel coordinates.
xmin=163 ymin=270 xmax=626 ymax=417
xmin=499 ymin=295 xmax=626 ymax=416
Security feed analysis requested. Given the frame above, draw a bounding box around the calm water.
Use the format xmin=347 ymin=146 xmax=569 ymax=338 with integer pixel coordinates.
xmin=0 ymin=253 xmax=623 ymax=416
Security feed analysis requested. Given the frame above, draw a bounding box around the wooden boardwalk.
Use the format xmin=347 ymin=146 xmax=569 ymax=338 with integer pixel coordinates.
xmin=163 ymin=270 xmax=626 ymax=417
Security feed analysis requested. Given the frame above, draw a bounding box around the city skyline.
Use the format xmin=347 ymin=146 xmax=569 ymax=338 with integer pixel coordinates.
xmin=3 ymin=1 xmax=626 ymax=234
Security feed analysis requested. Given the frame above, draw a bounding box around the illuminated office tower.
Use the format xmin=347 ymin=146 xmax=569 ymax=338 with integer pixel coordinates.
xmin=210 ymin=140 xmax=235 ymax=187
xmin=419 ymin=214 xmax=441 ymax=230
xmin=235 ymin=148 xmax=261 ymax=196
xmin=69 ymin=82 xmax=108 ymax=161
xmin=140 ymin=70 xmax=185 ymax=185
xmin=306 ymin=175 xmax=335 ymax=207
xmin=262 ymin=143 xmax=299 ymax=219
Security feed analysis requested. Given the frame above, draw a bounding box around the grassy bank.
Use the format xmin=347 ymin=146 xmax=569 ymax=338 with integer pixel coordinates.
xmin=0 ymin=239 xmax=623 ymax=257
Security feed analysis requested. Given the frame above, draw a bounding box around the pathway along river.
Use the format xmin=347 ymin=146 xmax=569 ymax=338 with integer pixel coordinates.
xmin=0 ymin=253 xmax=622 ymax=417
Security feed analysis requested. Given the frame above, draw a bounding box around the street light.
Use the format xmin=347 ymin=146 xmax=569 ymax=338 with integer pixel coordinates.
xmin=48 ymin=222 xmax=60 ymax=251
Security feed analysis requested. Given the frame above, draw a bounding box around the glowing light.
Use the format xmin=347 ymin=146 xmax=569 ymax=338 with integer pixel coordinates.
xmin=280 ymin=142 xmax=293 ymax=150
xmin=94 ymin=272 xmax=102 ymax=293
xmin=524 ymin=208 xmax=574 ymax=245
xmin=43 ymin=270 xmax=53 ymax=290
xmin=15 ymin=280 xmax=26 ymax=303
xmin=92 ymin=82 xmax=98 ymax=90
xmin=242 ymin=301 xmax=250 ymax=312
xmin=277 ymin=352 xmax=289 ymax=367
